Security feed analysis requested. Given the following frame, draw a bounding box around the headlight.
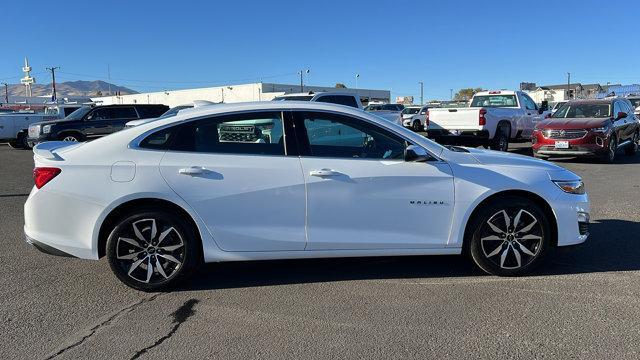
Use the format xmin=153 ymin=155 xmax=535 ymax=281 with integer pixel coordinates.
xmin=552 ymin=179 xmax=585 ymax=194
xmin=42 ymin=125 xmax=52 ymax=134
xmin=591 ymin=125 xmax=609 ymax=132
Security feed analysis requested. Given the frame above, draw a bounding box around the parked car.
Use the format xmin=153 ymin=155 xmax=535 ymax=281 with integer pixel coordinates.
xmin=402 ymin=105 xmax=429 ymax=132
xmin=25 ymin=101 xmax=589 ymax=291
xmin=427 ymin=90 xmax=549 ymax=151
xmin=0 ymin=104 xmax=81 ymax=149
xmin=400 ymin=106 xmax=424 ymax=131
xmin=272 ymin=91 xmax=362 ymax=109
xmin=27 ymin=104 xmax=169 ymax=146
xmin=532 ymin=99 xmax=639 ymax=163
xmin=364 ymin=103 xmax=405 ymax=126
xmin=125 ymin=101 xmax=216 ymax=128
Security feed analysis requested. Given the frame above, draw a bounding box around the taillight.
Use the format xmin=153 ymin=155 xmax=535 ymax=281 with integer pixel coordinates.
xmin=425 ymin=110 xmax=430 ymax=127
xmin=33 ymin=167 xmax=61 ymax=189
xmin=479 ymin=108 xmax=487 ymax=126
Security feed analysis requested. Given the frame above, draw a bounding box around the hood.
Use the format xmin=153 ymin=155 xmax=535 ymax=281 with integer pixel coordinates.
xmin=30 ymin=118 xmax=75 ymax=127
xmin=536 ymin=117 xmax=610 ymax=130
xmin=463 ymin=147 xmax=563 ymax=171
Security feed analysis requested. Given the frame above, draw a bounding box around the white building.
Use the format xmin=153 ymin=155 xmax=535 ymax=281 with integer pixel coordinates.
xmin=92 ymin=82 xmax=390 ymax=107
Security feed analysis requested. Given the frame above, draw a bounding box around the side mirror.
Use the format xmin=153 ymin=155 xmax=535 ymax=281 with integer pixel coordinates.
xmin=405 ymin=145 xmax=431 ymax=162
xmin=616 ymin=111 xmax=627 ymax=120
xmin=538 ymin=108 xmax=544 ymax=115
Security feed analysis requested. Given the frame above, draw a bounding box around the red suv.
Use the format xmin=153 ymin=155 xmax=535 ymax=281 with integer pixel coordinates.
xmin=532 ymin=99 xmax=639 ymax=163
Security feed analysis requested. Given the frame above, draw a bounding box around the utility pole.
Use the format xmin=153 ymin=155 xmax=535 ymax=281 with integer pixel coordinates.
xmin=107 ymin=64 xmax=112 ymax=96
xmin=46 ymin=66 xmax=60 ymax=102
xmin=419 ymin=81 xmax=424 ymax=105
xmin=2 ymin=83 xmax=8 ymax=104
xmin=298 ymin=69 xmax=309 ymax=92
xmin=567 ymin=72 xmax=571 ymax=100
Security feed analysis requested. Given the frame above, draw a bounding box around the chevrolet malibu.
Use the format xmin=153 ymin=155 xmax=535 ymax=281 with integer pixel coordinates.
xmin=24 ymin=102 xmax=590 ymax=291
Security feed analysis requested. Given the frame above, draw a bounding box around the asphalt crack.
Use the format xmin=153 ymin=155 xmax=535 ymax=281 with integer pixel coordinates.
xmin=44 ymin=294 xmax=161 ymax=360
xmin=130 ymin=298 xmax=199 ymax=360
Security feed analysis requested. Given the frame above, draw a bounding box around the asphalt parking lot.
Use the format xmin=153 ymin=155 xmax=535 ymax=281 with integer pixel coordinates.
xmin=1 ymin=143 xmax=639 ymax=360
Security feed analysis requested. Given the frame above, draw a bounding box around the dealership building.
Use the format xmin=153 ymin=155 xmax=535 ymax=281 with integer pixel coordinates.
xmin=92 ymin=82 xmax=391 ymax=107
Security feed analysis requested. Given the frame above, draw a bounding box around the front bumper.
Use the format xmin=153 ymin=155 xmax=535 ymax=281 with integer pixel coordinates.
xmin=553 ymin=191 xmax=590 ymax=247
xmin=532 ymin=131 xmax=608 ymax=157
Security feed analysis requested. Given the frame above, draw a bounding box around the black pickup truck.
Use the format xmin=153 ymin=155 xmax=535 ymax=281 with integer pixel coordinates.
xmin=27 ymin=104 xmax=169 ymax=145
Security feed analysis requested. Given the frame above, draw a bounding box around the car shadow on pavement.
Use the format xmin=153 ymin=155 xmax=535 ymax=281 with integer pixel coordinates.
xmin=175 ymin=219 xmax=640 ymax=292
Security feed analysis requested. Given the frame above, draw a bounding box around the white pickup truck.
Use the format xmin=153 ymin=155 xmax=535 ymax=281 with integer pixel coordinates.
xmin=0 ymin=104 xmax=81 ymax=149
xmin=427 ymin=90 xmax=548 ymax=151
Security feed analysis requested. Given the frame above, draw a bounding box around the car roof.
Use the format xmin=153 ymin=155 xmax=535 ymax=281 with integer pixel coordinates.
xmin=565 ymin=99 xmax=613 ymax=105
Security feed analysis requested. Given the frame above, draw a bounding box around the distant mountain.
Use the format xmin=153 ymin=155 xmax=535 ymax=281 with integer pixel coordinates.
xmin=5 ymin=80 xmax=137 ymax=97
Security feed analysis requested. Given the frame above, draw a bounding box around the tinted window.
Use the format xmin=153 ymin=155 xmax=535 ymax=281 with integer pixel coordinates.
xmin=137 ymin=106 xmax=169 ymax=119
xmin=63 ymin=107 xmax=80 ymax=117
xmin=111 ymin=107 xmax=138 ymax=119
xmin=168 ymin=111 xmax=285 ymax=155
xmin=88 ymin=108 xmax=111 ymax=120
xmin=295 ymin=111 xmax=406 ymax=160
xmin=272 ymin=96 xmax=314 ymax=101
xmin=140 ymin=127 xmax=173 ymax=150
xmin=316 ymin=95 xmax=358 ymax=108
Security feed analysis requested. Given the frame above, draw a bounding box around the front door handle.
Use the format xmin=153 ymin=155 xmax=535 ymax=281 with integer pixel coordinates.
xmin=179 ymin=166 xmax=208 ymax=175
xmin=310 ymin=169 xmax=340 ymax=177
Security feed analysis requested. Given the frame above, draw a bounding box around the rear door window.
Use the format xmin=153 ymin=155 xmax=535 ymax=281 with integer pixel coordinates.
xmin=111 ymin=107 xmax=139 ymax=119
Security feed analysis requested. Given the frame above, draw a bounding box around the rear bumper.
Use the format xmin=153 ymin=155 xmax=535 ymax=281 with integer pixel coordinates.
xmin=25 ymin=233 xmax=76 ymax=257
xmin=427 ymin=129 xmax=490 ymax=145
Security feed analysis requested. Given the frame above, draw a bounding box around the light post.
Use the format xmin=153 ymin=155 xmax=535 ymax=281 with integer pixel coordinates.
xmin=298 ymin=69 xmax=310 ymax=92
xmin=355 ymin=74 xmax=360 ymax=90
xmin=419 ymin=81 xmax=424 ymax=105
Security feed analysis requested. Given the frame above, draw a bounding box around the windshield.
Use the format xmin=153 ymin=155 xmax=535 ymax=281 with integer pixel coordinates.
xmin=470 ymin=95 xmax=518 ymax=108
xmin=552 ymin=103 xmax=611 ymax=118
xmin=552 ymin=102 xmax=566 ymax=110
xmin=272 ymin=95 xmax=313 ymax=101
xmin=401 ymin=108 xmax=420 ymax=115
xmin=64 ymin=106 xmax=92 ymax=120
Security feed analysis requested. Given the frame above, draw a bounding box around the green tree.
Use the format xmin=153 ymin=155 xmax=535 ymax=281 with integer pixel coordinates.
xmin=454 ymin=87 xmax=483 ymax=101
xmin=335 ymin=83 xmax=347 ymax=88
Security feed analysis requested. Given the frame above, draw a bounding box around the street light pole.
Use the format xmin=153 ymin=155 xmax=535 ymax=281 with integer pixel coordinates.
xmin=299 ymin=69 xmax=309 ymax=92
xmin=355 ymin=74 xmax=360 ymax=90
xmin=567 ymin=72 xmax=571 ymax=100
xmin=450 ymin=88 xmax=453 ymax=101
xmin=46 ymin=66 xmax=61 ymax=102
xmin=419 ymin=81 xmax=424 ymax=105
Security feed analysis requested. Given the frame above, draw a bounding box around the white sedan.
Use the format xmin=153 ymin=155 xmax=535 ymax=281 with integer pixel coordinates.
xmin=24 ymin=102 xmax=590 ymax=291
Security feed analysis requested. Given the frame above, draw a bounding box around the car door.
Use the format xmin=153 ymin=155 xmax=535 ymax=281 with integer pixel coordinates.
xmin=84 ymin=108 xmax=113 ymax=138
xmin=519 ymin=93 xmax=539 ymax=138
xmin=619 ymin=101 xmax=635 ymax=142
xmin=109 ymin=106 xmax=139 ymax=133
xmin=611 ymin=101 xmax=626 ymax=143
xmin=158 ymin=110 xmax=307 ymax=252
xmin=292 ymin=110 xmax=455 ymax=250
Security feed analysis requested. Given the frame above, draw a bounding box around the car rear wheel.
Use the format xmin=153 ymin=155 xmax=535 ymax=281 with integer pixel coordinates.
xmin=106 ymin=209 xmax=200 ymax=291
xmin=603 ymin=135 xmax=617 ymax=163
xmin=468 ymin=196 xmax=550 ymax=276
xmin=624 ymin=132 xmax=638 ymax=156
xmin=412 ymin=120 xmax=422 ymax=132
xmin=490 ymin=125 xmax=510 ymax=151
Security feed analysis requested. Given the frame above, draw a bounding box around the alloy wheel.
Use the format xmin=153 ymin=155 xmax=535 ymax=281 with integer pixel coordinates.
xmin=63 ymin=136 xmax=78 ymax=142
xmin=479 ymin=209 xmax=543 ymax=269
xmin=114 ymin=218 xmax=185 ymax=284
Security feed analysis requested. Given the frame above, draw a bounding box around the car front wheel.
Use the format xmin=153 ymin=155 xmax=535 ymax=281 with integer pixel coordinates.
xmin=106 ymin=209 xmax=200 ymax=291
xmin=624 ymin=132 xmax=638 ymax=156
xmin=468 ymin=196 xmax=550 ymax=276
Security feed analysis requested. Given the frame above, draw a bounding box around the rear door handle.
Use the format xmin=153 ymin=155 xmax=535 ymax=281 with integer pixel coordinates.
xmin=310 ymin=169 xmax=340 ymax=177
xmin=179 ymin=166 xmax=208 ymax=175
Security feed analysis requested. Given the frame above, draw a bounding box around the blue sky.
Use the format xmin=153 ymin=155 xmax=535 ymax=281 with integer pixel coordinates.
xmin=1 ymin=0 xmax=639 ymax=100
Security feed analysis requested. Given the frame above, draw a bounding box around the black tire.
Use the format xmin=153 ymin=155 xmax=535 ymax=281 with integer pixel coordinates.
xmin=602 ymin=135 xmax=617 ymax=163
xmin=467 ymin=196 xmax=551 ymax=276
xmin=624 ymin=132 xmax=638 ymax=156
xmin=106 ymin=208 xmax=200 ymax=291
xmin=58 ymin=132 xmax=83 ymax=142
xmin=490 ymin=124 xmax=510 ymax=151
xmin=412 ymin=120 xmax=422 ymax=132
xmin=7 ymin=140 xmax=20 ymax=149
